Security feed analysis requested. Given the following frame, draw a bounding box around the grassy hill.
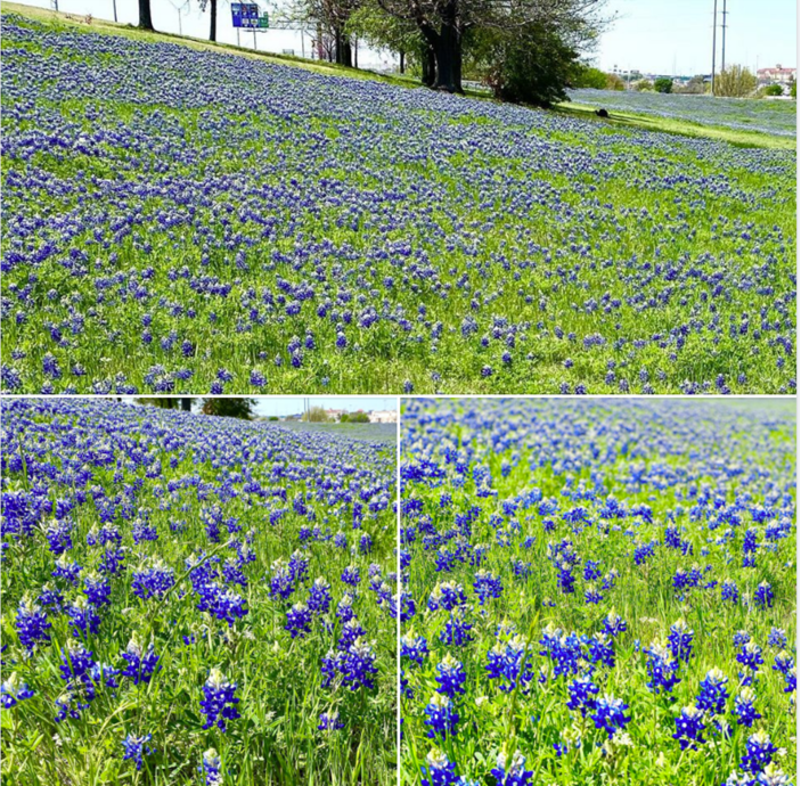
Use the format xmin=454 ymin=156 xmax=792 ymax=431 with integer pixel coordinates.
xmin=1 ymin=5 xmax=796 ymax=394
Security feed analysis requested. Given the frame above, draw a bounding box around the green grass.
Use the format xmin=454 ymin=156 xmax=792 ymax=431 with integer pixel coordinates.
xmin=400 ymin=398 xmax=796 ymax=786
xmin=1 ymin=400 xmax=397 ymax=785
xmin=559 ymin=102 xmax=796 ymax=151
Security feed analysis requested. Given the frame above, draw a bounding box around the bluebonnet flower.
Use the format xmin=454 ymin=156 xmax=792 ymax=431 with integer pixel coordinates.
xmin=318 ymin=710 xmax=344 ymax=731
xmin=425 ymin=692 xmax=459 ymax=739
xmin=341 ymin=565 xmax=361 ymax=586
xmin=590 ymin=695 xmax=631 ymax=738
xmin=754 ymin=581 xmax=774 ymax=609
xmin=436 ymin=654 xmax=466 ymax=697
xmin=132 ymin=560 xmax=175 ymax=600
xmin=288 ymin=550 xmax=309 ymax=583
xmin=420 ymin=748 xmax=458 ymax=786
xmin=722 ymin=579 xmax=739 ymax=604
xmin=269 ymin=559 xmax=296 ymax=600
xmin=673 ymin=705 xmax=706 ymax=750
xmin=428 ymin=582 xmax=467 ymax=612
xmin=737 ymin=641 xmax=765 ymax=685
xmin=667 ymin=620 xmax=694 ymax=663
xmin=336 ymin=594 xmax=356 ymax=623
xmin=473 ymin=569 xmax=502 ymax=605
xmin=401 ymin=632 xmax=429 ymax=667
xmin=734 ymin=688 xmax=762 ymax=727
xmin=644 ymin=641 xmax=681 ymax=694
xmin=82 ymin=572 xmax=111 ymax=606
xmin=584 ymin=585 xmax=603 ymax=604
xmin=566 ymin=675 xmax=599 ymax=716
xmin=341 ymin=639 xmax=378 ymax=690
xmin=197 ymin=583 xmax=249 ymax=626
xmin=67 ymin=597 xmax=102 ymax=638
xmin=584 ymin=560 xmax=602 ymax=581
xmin=121 ymin=638 xmax=160 ymax=685
xmin=338 ymin=618 xmax=367 ymax=651
xmin=772 ymin=650 xmax=793 ymax=678
xmin=45 ymin=518 xmax=73 ymax=555
xmin=588 ymin=633 xmax=615 ymax=669
xmin=768 ymin=628 xmax=788 ymax=650
xmin=285 ymin=603 xmax=312 ymax=639
xmin=201 ymin=748 xmax=222 ymax=786
xmin=490 ymin=749 xmax=533 ymax=786
xmin=740 ymin=730 xmax=778 ymax=774
xmin=308 ymin=578 xmax=332 ymax=614
xmin=602 ymin=610 xmax=627 ymax=638
xmin=200 ymin=669 xmax=240 ymax=732
xmin=52 ymin=554 xmax=82 ymax=585
xmin=16 ymin=595 xmax=52 ymax=652
xmin=486 ymin=636 xmax=534 ymax=693
xmin=1 ymin=673 xmax=35 ymax=708
xmin=122 ymin=733 xmax=154 ymax=771
xmin=696 ymin=668 xmax=728 ymax=714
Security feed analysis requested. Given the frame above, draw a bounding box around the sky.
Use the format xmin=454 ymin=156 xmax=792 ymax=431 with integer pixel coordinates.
xmin=596 ymin=0 xmax=797 ymax=76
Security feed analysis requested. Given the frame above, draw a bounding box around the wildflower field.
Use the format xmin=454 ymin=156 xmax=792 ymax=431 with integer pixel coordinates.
xmin=0 ymin=399 xmax=397 ymax=785
xmin=399 ymin=398 xmax=796 ymax=785
xmin=1 ymin=11 xmax=796 ymax=395
xmin=568 ymin=89 xmax=797 ymax=139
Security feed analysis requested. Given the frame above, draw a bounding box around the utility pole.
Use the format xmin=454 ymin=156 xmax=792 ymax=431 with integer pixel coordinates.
xmin=112 ymin=0 xmax=117 ymax=22
xmin=711 ymin=0 xmax=718 ymax=95
xmin=721 ymin=0 xmax=728 ymax=73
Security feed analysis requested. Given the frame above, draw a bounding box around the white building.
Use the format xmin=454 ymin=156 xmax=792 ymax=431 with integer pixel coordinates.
xmin=369 ymin=410 xmax=397 ymax=424
xmin=757 ymin=64 xmax=796 ymax=88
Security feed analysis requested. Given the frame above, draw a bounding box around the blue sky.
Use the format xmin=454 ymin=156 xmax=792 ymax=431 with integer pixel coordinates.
xmin=21 ymin=0 xmax=797 ymax=75
xmin=597 ymin=0 xmax=797 ymax=75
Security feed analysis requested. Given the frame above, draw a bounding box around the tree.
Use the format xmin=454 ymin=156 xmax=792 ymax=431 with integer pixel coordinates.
xmin=347 ymin=0 xmax=421 ymax=73
xmin=764 ymin=83 xmax=783 ymax=96
xmin=572 ymin=64 xmax=607 ymax=89
xmin=605 ymin=72 xmax=624 ymax=90
xmin=303 ymin=406 xmax=331 ymax=422
xmin=275 ymin=0 xmax=357 ymax=66
xmin=654 ymin=76 xmax=672 ymax=93
xmin=480 ymin=21 xmax=580 ymax=106
xmin=677 ymin=74 xmax=705 ymax=94
xmin=714 ymin=65 xmax=757 ymax=97
xmin=791 ymin=77 xmax=796 ymax=99
xmin=375 ymin=0 xmax=609 ymax=93
xmin=138 ymin=0 xmax=154 ymax=30
xmin=200 ymin=0 xmax=218 ymax=42
xmin=201 ymin=398 xmax=256 ymax=420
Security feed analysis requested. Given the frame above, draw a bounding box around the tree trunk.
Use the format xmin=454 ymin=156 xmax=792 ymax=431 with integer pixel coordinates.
xmin=434 ymin=21 xmax=462 ymax=93
xmin=138 ymin=0 xmax=153 ymax=30
xmin=342 ymin=38 xmax=352 ymax=68
xmin=209 ymin=0 xmax=217 ymax=42
xmin=399 ymin=50 xmax=405 ymax=74
xmin=181 ymin=398 xmax=192 ymax=412
xmin=421 ymin=43 xmax=436 ymax=87
xmin=354 ymin=37 xmax=358 ymax=69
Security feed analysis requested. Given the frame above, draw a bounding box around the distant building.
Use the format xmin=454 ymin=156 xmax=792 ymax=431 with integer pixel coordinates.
xmin=757 ymin=64 xmax=796 ymax=89
xmin=369 ymin=410 xmax=397 ymax=424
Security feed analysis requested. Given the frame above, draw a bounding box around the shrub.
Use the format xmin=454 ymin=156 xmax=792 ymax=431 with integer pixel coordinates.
xmin=654 ymin=77 xmax=673 ymax=93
